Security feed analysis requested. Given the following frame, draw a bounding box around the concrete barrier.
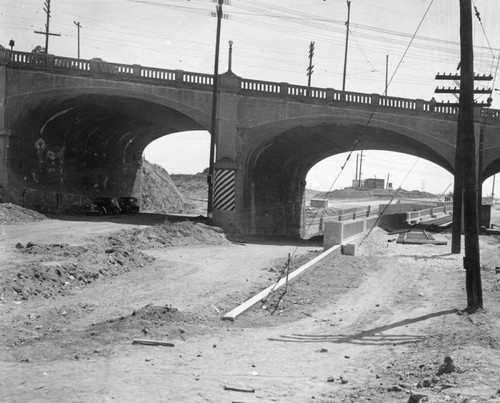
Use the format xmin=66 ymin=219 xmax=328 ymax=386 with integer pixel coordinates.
xmin=323 ymin=215 xmax=379 ymax=250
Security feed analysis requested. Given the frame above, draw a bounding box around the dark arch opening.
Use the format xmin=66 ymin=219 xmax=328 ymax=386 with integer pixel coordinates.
xmin=9 ymin=94 xmax=205 ymax=212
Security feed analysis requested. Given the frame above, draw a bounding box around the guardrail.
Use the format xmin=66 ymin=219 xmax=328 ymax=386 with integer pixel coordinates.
xmin=406 ymin=206 xmax=452 ymax=225
xmin=4 ymin=49 xmax=499 ymax=119
xmin=304 ymin=205 xmax=379 ymax=238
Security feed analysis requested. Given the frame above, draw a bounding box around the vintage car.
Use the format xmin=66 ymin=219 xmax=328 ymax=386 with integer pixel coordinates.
xmin=119 ymin=197 xmax=140 ymax=214
xmin=85 ymin=197 xmax=121 ymax=215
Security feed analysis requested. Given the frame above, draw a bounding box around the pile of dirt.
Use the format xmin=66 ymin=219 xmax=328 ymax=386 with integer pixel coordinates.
xmin=88 ymin=303 xmax=219 ymax=342
xmin=0 ymin=203 xmax=47 ymax=224
xmin=0 ymin=221 xmax=229 ymax=302
xmin=0 ymin=239 xmax=154 ymax=302
xmin=140 ymin=160 xmax=186 ymax=213
xmin=109 ymin=220 xmax=230 ymax=249
xmin=2 ymin=302 xmax=223 ymax=362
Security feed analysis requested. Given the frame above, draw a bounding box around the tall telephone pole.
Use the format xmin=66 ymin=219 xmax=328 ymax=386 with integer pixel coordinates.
xmin=459 ymin=0 xmax=483 ymax=311
xmin=73 ymin=21 xmax=82 ymax=59
xmin=342 ymin=0 xmax=351 ymax=91
xmin=307 ymin=41 xmax=315 ymax=89
xmin=207 ymin=0 xmax=224 ymax=220
xmin=384 ymin=55 xmax=389 ymax=96
xmin=34 ymin=0 xmax=60 ymax=54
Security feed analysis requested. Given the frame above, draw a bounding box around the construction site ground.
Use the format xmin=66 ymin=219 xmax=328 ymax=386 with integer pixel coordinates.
xmin=1 ymin=204 xmax=500 ymax=402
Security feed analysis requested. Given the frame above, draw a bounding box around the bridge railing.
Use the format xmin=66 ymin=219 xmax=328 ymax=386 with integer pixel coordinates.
xmin=0 ymin=49 xmax=495 ymax=119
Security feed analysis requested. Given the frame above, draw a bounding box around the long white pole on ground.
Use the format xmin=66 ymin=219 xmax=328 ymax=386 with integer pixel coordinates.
xmin=222 ymin=244 xmax=342 ymax=321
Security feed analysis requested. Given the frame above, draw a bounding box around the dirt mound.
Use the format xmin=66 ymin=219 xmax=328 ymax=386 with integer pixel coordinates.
xmin=0 ymin=240 xmax=154 ymax=302
xmin=110 ymin=220 xmax=230 ymax=248
xmin=0 ymin=221 xmax=229 ymax=302
xmin=140 ymin=160 xmax=186 ymax=213
xmin=0 ymin=203 xmax=47 ymax=224
xmin=90 ymin=303 xmax=218 ymax=341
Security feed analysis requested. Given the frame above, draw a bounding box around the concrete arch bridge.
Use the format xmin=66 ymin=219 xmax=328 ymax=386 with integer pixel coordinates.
xmin=1 ymin=49 xmax=500 ymax=236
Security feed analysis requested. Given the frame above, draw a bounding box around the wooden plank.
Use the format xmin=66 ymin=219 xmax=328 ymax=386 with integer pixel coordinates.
xmin=222 ymin=244 xmax=342 ymax=321
xmin=223 ymin=385 xmax=255 ymax=393
xmin=132 ymin=339 xmax=175 ymax=347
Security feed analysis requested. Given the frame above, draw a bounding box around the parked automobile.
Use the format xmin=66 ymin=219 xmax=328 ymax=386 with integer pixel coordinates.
xmin=85 ymin=197 xmax=121 ymax=215
xmin=119 ymin=197 xmax=140 ymax=214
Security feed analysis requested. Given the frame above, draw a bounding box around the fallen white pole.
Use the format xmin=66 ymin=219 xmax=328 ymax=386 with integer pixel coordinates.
xmin=222 ymin=244 xmax=342 ymax=321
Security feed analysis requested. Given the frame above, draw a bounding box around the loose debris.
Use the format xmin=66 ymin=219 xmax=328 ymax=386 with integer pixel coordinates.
xmin=132 ymin=339 xmax=175 ymax=347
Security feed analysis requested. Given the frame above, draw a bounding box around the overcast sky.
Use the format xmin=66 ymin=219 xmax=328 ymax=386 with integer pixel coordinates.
xmin=2 ymin=0 xmax=500 ymax=194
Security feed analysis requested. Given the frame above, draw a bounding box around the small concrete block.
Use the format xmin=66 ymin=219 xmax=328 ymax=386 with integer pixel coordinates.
xmin=341 ymin=244 xmax=356 ymax=256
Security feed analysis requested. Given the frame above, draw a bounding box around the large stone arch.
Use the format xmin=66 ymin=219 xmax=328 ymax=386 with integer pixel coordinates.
xmin=5 ymin=85 xmax=211 ymax=207
xmin=238 ymin=115 xmax=456 ymax=236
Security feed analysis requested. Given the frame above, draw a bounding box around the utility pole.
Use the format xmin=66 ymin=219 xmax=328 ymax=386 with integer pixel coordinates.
xmin=459 ymin=0 xmax=483 ymax=311
xmin=73 ymin=21 xmax=82 ymax=59
xmin=358 ymin=150 xmax=364 ymax=187
xmin=434 ymin=75 xmax=492 ymax=254
xmin=34 ymin=0 xmax=61 ymax=54
xmin=342 ymin=0 xmax=351 ymax=92
xmin=355 ymin=153 xmax=359 ymax=185
xmin=207 ymin=0 xmax=224 ymax=220
xmin=384 ymin=55 xmax=389 ymax=96
xmin=307 ymin=41 xmax=315 ymax=90
xmin=492 ymin=175 xmax=496 ymax=202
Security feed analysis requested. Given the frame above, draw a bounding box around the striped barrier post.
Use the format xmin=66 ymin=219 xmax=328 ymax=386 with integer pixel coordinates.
xmin=213 ymin=169 xmax=235 ymax=211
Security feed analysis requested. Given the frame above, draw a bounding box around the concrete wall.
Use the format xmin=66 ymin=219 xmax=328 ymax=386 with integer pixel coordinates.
xmin=323 ymin=215 xmax=379 ymax=250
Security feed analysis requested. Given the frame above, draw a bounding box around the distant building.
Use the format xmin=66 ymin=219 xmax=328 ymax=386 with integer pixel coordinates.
xmin=352 ymin=179 xmax=363 ymax=188
xmin=310 ymin=199 xmax=328 ymax=208
xmin=363 ymin=178 xmax=385 ymax=189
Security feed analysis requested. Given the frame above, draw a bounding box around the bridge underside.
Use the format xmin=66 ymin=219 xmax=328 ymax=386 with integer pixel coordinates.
xmin=242 ymin=122 xmax=454 ymax=237
xmin=5 ymin=94 xmax=202 ymax=210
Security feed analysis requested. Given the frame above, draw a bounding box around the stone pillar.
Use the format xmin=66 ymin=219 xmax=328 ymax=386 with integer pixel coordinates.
xmin=212 ymin=73 xmax=240 ymax=230
xmin=175 ymin=70 xmax=184 ymax=84
xmin=416 ymin=99 xmax=425 ymax=111
xmin=132 ymin=64 xmax=141 ymax=77
xmin=280 ymin=82 xmax=289 ymax=96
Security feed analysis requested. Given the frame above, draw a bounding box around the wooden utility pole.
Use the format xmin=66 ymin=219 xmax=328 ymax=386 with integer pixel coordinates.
xmin=459 ymin=0 xmax=483 ymax=311
xmin=307 ymin=41 xmax=315 ymax=87
xmin=384 ymin=55 xmax=389 ymax=96
xmin=342 ymin=0 xmax=351 ymax=91
xmin=207 ymin=0 xmax=224 ymax=220
xmin=34 ymin=0 xmax=61 ymax=54
xmin=73 ymin=21 xmax=82 ymax=59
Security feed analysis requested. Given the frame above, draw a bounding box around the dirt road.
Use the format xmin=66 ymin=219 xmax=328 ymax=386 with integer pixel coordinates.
xmin=1 ymin=212 xmax=500 ymax=402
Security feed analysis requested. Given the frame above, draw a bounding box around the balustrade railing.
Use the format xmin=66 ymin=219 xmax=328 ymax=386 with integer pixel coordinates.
xmin=240 ymin=78 xmax=280 ymax=93
xmin=3 ymin=49 xmax=499 ymax=120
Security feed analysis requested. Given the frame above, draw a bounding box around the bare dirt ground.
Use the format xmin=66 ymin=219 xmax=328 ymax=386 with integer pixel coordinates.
xmin=1 ymin=204 xmax=500 ymax=402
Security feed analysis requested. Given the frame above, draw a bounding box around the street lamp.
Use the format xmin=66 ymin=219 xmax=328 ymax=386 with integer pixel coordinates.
xmin=228 ymin=40 xmax=233 ymax=72
xmin=9 ymin=39 xmax=15 ymax=51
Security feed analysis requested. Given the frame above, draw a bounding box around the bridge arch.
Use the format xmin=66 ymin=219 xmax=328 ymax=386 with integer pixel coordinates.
xmin=240 ymin=115 xmax=456 ymax=236
xmin=7 ymin=86 xmax=211 ymax=205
